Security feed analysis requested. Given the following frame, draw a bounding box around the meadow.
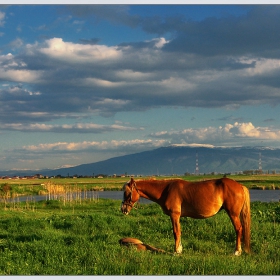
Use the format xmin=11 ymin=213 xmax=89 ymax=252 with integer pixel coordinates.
xmin=0 ymin=180 xmax=279 ymax=275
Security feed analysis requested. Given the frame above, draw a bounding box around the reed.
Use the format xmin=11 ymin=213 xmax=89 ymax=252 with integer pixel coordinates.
xmin=43 ymin=182 xmax=99 ymax=206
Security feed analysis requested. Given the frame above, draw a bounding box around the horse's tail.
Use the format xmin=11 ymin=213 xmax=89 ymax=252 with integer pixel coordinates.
xmin=240 ymin=186 xmax=251 ymax=253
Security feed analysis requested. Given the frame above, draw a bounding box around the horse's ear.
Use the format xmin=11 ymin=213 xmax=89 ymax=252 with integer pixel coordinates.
xmin=130 ymin=177 xmax=135 ymax=185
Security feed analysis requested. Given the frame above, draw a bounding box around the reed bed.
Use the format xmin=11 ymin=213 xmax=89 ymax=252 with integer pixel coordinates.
xmin=44 ymin=182 xmax=99 ymax=205
xmin=43 ymin=182 xmax=100 ymax=207
xmin=0 ymin=181 xmax=99 ymax=211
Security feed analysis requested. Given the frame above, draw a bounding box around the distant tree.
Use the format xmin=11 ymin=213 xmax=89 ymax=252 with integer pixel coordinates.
xmin=0 ymin=183 xmax=11 ymax=194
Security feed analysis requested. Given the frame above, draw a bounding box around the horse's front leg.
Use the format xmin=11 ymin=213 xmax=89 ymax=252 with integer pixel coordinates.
xmin=170 ymin=213 xmax=182 ymax=254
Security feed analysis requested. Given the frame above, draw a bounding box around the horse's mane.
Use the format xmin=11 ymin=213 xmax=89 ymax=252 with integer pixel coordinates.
xmin=122 ymin=178 xmax=184 ymax=190
xmin=134 ymin=177 xmax=182 ymax=181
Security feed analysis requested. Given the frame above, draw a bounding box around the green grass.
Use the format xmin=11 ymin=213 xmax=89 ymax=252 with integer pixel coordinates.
xmin=0 ymin=198 xmax=279 ymax=275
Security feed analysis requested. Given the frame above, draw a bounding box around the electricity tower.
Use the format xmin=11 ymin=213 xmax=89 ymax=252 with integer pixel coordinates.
xmin=195 ymin=151 xmax=199 ymax=175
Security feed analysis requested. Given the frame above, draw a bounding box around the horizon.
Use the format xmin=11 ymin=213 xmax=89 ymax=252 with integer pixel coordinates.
xmin=1 ymin=4 xmax=280 ymax=171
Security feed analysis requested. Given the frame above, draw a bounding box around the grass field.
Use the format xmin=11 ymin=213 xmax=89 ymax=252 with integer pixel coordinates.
xmin=0 ymin=194 xmax=279 ymax=275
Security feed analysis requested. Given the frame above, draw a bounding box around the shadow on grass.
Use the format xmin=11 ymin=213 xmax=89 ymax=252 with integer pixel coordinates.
xmin=15 ymin=233 xmax=42 ymax=242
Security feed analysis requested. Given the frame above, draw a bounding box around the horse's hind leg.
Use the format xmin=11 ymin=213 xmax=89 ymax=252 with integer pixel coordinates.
xmin=170 ymin=213 xmax=182 ymax=254
xmin=229 ymin=215 xmax=243 ymax=256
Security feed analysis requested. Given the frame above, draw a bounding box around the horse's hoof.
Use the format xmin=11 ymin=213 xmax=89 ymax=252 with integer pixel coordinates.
xmin=234 ymin=250 xmax=242 ymax=256
xmin=175 ymin=244 xmax=182 ymax=254
xmin=174 ymin=248 xmax=182 ymax=255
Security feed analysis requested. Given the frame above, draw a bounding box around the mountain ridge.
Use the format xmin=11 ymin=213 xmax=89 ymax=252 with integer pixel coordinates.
xmin=1 ymin=145 xmax=280 ymax=177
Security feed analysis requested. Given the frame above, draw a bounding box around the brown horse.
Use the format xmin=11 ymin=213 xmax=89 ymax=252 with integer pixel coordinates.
xmin=121 ymin=177 xmax=251 ymax=256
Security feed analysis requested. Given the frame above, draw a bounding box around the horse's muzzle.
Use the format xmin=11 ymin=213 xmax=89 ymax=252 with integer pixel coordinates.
xmin=121 ymin=202 xmax=131 ymax=215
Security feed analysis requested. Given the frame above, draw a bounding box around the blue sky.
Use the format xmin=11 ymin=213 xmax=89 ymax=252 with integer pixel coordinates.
xmin=1 ymin=3 xmax=280 ymax=171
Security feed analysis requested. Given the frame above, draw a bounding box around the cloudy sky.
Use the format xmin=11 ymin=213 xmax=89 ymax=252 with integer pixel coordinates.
xmin=1 ymin=3 xmax=280 ymax=171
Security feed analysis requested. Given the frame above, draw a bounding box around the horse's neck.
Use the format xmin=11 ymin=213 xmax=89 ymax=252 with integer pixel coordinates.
xmin=137 ymin=181 xmax=166 ymax=202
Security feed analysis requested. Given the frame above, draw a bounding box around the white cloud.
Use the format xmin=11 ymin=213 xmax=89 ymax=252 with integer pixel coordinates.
xmin=115 ymin=70 xmax=154 ymax=81
xmin=9 ymin=38 xmax=24 ymax=50
xmin=84 ymin=78 xmax=126 ymax=88
xmin=149 ymin=37 xmax=169 ymax=49
xmin=0 ymin=11 xmax=5 ymax=27
xmin=0 ymin=69 xmax=42 ymax=83
xmin=1 ymin=86 xmax=41 ymax=96
xmin=151 ymin=122 xmax=280 ymax=145
xmin=228 ymin=122 xmax=280 ymax=140
xmin=171 ymin=143 xmax=215 ymax=148
xmin=39 ymin=37 xmax=122 ymax=63
xmin=18 ymin=138 xmax=168 ymax=153
xmin=23 ymin=141 xmax=106 ymax=152
xmin=0 ymin=122 xmax=140 ymax=133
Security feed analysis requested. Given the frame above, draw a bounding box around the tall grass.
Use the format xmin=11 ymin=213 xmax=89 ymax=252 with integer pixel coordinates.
xmin=0 ymin=198 xmax=279 ymax=275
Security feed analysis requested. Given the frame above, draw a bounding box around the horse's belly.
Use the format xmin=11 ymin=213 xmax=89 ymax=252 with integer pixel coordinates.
xmin=181 ymin=205 xmax=221 ymax=219
xmin=180 ymin=192 xmax=223 ymax=219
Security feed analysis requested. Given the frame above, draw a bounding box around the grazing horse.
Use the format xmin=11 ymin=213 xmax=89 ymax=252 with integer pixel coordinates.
xmin=121 ymin=177 xmax=251 ymax=256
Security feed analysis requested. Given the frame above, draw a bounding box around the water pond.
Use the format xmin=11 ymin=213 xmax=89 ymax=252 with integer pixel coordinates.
xmin=13 ymin=189 xmax=280 ymax=204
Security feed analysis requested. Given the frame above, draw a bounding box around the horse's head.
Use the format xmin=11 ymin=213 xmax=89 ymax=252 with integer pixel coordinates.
xmin=121 ymin=178 xmax=140 ymax=215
